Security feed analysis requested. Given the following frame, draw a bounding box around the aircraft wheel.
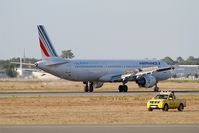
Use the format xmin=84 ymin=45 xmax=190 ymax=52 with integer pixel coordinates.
xmin=84 ymin=82 xmax=93 ymax=92
xmin=89 ymin=85 xmax=94 ymax=92
xmin=154 ymin=87 xmax=159 ymax=92
xmin=118 ymin=85 xmax=128 ymax=92
xmin=118 ymin=85 xmax=124 ymax=92
xmin=84 ymin=86 xmax=89 ymax=92
xmin=123 ymin=85 xmax=128 ymax=92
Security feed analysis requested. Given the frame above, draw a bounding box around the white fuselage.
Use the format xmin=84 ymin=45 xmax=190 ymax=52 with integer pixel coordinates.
xmin=37 ymin=58 xmax=172 ymax=82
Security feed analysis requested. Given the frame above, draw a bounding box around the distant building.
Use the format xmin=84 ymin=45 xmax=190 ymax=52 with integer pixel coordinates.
xmin=172 ymin=65 xmax=199 ymax=79
xmin=0 ymin=70 xmax=7 ymax=78
xmin=32 ymin=71 xmax=60 ymax=80
xmin=15 ymin=68 xmax=33 ymax=78
xmin=12 ymin=57 xmax=34 ymax=78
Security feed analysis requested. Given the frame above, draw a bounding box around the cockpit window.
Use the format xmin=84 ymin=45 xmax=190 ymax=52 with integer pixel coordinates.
xmin=155 ymin=94 xmax=168 ymax=99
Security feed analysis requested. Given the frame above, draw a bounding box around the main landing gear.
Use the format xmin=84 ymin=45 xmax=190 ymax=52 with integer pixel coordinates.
xmin=154 ymin=83 xmax=159 ymax=92
xmin=84 ymin=82 xmax=94 ymax=92
xmin=118 ymin=83 xmax=128 ymax=92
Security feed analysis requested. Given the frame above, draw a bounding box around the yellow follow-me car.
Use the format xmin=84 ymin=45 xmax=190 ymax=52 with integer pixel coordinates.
xmin=147 ymin=91 xmax=186 ymax=111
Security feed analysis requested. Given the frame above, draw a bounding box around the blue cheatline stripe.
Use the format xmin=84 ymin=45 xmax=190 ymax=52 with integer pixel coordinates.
xmin=38 ymin=26 xmax=54 ymax=56
xmin=38 ymin=26 xmax=58 ymax=56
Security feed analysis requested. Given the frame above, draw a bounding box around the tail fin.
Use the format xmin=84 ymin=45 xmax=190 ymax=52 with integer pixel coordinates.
xmin=37 ymin=25 xmax=58 ymax=58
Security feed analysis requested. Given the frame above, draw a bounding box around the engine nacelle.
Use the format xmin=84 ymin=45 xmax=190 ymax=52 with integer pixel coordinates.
xmin=136 ymin=75 xmax=156 ymax=88
xmin=93 ymin=82 xmax=104 ymax=88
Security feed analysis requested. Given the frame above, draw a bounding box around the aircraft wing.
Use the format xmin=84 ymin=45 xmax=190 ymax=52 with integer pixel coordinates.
xmin=111 ymin=66 xmax=174 ymax=82
xmin=135 ymin=66 xmax=174 ymax=77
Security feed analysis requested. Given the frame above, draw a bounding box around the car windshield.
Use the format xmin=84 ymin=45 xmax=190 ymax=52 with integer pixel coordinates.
xmin=155 ymin=94 xmax=168 ymax=99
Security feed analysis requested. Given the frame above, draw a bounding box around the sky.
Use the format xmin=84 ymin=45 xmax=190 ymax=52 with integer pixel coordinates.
xmin=0 ymin=0 xmax=199 ymax=60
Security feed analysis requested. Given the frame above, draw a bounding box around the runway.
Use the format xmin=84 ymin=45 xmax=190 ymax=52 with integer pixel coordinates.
xmin=1 ymin=125 xmax=199 ymax=133
xmin=0 ymin=90 xmax=199 ymax=97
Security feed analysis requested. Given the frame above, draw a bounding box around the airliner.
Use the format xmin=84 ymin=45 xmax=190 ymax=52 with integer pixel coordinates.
xmin=35 ymin=25 xmax=174 ymax=92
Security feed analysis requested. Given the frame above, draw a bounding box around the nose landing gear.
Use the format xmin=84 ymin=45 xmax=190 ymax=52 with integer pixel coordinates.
xmin=154 ymin=83 xmax=159 ymax=92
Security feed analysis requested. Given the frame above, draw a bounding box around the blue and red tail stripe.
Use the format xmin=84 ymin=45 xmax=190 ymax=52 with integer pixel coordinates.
xmin=38 ymin=25 xmax=58 ymax=57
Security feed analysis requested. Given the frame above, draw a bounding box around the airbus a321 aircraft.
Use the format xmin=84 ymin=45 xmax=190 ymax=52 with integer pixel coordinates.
xmin=35 ymin=25 xmax=174 ymax=92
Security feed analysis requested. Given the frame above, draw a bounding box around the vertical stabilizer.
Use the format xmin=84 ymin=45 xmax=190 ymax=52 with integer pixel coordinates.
xmin=37 ymin=25 xmax=58 ymax=59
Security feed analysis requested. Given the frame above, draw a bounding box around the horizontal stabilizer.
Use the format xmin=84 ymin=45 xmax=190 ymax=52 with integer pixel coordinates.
xmin=43 ymin=57 xmax=69 ymax=66
xmin=10 ymin=62 xmax=35 ymax=66
xmin=45 ymin=60 xmax=69 ymax=66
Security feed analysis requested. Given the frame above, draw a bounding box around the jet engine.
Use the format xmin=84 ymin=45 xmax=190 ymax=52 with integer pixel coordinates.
xmin=136 ymin=75 xmax=156 ymax=88
xmin=93 ymin=82 xmax=104 ymax=88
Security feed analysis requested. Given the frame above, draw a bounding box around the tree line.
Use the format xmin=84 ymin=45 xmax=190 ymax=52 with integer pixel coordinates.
xmin=163 ymin=56 xmax=199 ymax=65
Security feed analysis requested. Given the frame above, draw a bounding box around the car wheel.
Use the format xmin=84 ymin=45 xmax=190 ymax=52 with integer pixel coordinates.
xmin=148 ymin=108 xmax=153 ymax=111
xmin=178 ymin=104 xmax=184 ymax=111
xmin=163 ymin=104 xmax=169 ymax=111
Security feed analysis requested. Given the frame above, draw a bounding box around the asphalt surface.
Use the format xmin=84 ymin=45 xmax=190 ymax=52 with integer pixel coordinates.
xmin=1 ymin=125 xmax=199 ymax=133
xmin=0 ymin=90 xmax=199 ymax=97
